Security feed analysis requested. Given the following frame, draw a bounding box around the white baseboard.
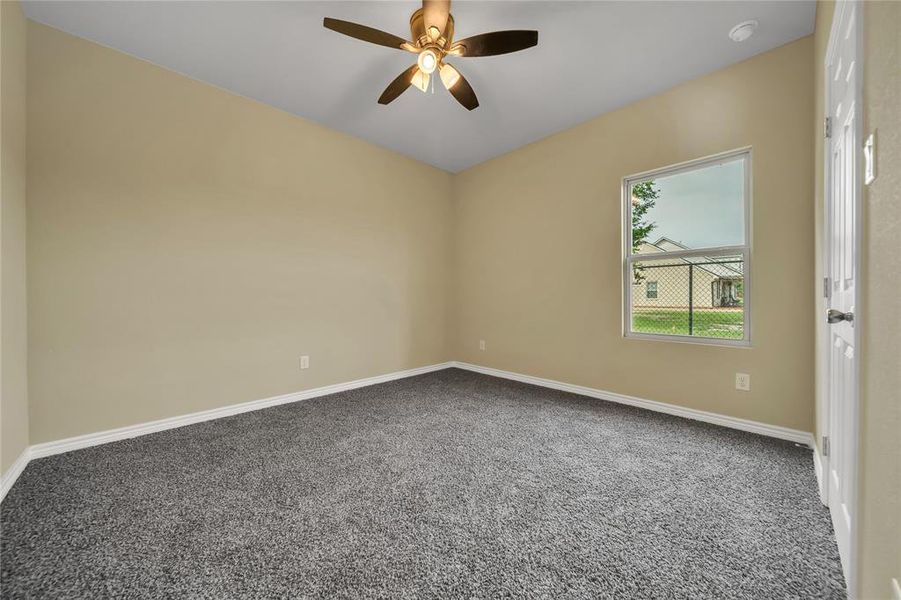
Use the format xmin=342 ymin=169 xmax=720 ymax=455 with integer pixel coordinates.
xmin=29 ymin=362 xmax=455 ymax=460
xmin=3 ymin=359 xmax=816 ymax=503
xmin=452 ymin=361 xmax=815 ymax=447
xmin=813 ymin=442 xmax=828 ymax=505
xmin=1 ymin=361 xmax=453 ymax=503
xmin=0 ymin=448 xmax=31 ymax=503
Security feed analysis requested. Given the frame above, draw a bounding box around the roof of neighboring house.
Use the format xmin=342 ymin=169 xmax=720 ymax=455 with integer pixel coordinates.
xmin=636 ymin=237 xmax=743 ymax=279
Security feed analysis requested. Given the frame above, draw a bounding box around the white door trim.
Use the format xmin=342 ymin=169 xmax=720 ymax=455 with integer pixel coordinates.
xmin=822 ymin=0 xmax=863 ymax=593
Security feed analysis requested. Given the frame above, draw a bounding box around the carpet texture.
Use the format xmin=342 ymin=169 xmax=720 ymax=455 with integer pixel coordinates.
xmin=1 ymin=368 xmax=845 ymax=598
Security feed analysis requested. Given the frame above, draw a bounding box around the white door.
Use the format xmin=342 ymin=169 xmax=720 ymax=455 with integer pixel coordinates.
xmin=824 ymin=0 xmax=860 ymax=586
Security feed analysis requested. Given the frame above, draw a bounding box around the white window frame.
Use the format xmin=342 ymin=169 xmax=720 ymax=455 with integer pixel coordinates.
xmin=622 ymin=147 xmax=752 ymax=347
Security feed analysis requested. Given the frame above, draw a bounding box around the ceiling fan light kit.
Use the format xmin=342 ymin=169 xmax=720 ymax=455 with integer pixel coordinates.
xmin=323 ymin=1 xmax=538 ymax=111
xmin=417 ymin=48 xmax=439 ymax=74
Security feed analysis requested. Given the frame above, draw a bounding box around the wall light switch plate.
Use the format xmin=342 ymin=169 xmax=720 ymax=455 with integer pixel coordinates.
xmin=735 ymin=373 xmax=751 ymax=392
xmin=864 ymin=131 xmax=876 ymax=186
xmin=479 ymin=340 xmax=486 ymax=351
xmin=300 ymin=355 xmax=310 ymax=370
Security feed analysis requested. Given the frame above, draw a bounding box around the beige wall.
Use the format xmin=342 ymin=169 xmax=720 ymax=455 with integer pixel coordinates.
xmin=858 ymin=2 xmax=900 ymax=598
xmin=1 ymin=0 xmax=29 ymax=477
xmin=453 ymin=38 xmax=815 ymax=432
xmin=26 ymin=22 xmax=454 ymax=443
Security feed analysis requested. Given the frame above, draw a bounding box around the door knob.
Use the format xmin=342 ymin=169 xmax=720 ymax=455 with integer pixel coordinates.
xmin=827 ymin=309 xmax=854 ymax=324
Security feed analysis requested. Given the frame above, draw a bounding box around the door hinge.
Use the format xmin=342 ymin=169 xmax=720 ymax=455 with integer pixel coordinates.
xmin=822 ymin=435 xmax=830 ymax=457
xmin=823 ymin=277 xmax=831 ymax=298
xmin=824 ymin=117 xmax=832 ymax=139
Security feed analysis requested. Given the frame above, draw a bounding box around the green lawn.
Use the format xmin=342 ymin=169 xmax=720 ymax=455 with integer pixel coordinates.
xmin=632 ymin=308 xmax=744 ymax=340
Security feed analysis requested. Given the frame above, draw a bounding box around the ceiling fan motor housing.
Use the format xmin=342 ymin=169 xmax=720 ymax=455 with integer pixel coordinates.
xmin=410 ymin=8 xmax=454 ymax=49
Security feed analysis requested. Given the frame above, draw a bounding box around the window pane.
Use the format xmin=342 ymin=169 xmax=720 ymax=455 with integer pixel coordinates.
xmin=630 ymin=255 xmax=744 ymax=340
xmin=630 ymin=156 xmax=745 ymax=254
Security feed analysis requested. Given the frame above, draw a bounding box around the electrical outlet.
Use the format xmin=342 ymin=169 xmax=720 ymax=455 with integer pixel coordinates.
xmin=300 ymin=355 xmax=310 ymax=370
xmin=735 ymin=373 xmax=750 ymax=392
xmin=479 ymin=340 xmax=486 ymax=351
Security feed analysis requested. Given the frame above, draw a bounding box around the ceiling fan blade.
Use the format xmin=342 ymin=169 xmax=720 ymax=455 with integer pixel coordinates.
xmin=449 ymin=30 xmax=538 ymax=57
xmin=378 ymin=65 xmax=421 ymax=105
xmin=422 ymin=0 xmax=450 ymax=40
xmin=323 ymin=18 xmax=413 ymax=51
xmin=443 ymin=65 xmax=478 ymax=111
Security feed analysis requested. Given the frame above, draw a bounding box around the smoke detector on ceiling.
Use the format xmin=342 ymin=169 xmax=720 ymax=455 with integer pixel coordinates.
xmin=729 ymin=20 xmax=759 ymax=42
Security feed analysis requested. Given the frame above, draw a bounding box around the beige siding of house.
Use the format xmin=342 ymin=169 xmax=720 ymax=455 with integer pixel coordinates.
xmin=631 ymin=266 xmax=718 ymax=309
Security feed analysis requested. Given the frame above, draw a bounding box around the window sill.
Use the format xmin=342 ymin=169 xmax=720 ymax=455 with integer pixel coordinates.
xmin=624 ymin=332 xmax=752 ymax=348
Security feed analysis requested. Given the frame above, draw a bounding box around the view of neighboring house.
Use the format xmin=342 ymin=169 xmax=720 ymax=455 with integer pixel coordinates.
xmin=632 ymin=237 xmax=744 ymax=309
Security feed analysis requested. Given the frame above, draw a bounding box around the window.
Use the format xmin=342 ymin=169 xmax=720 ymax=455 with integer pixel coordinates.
xmin=623 ymin=149 xmax=751 ymax=345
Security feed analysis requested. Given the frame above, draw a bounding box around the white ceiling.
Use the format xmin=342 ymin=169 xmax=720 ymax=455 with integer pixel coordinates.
xmin=23 ymin=1 xmax=816 ymax=173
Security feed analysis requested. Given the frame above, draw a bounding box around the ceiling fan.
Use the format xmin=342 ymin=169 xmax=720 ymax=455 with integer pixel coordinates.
xmin=323 ymin=0 xmax=538 ymax=111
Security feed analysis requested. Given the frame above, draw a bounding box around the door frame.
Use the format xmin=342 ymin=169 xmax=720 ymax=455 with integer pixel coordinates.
xmin=820 ymin=0 xmax=863 ymax=592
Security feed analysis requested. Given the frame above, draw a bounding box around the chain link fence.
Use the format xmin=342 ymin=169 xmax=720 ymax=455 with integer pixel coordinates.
xmin=630 ymin=257 xmax=744 ymax=340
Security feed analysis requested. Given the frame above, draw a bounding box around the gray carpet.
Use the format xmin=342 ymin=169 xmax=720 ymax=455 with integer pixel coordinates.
xmin=1 ymin=368 xmax=845 ymax=599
